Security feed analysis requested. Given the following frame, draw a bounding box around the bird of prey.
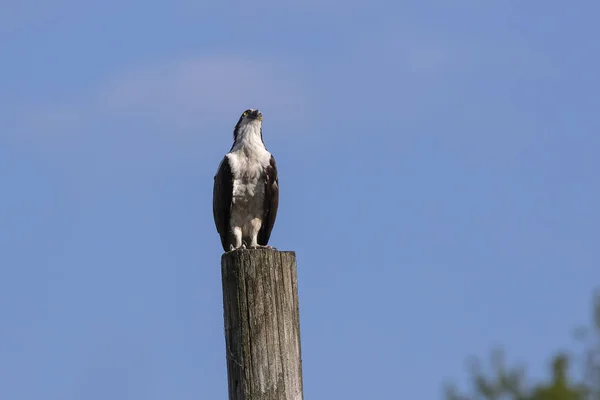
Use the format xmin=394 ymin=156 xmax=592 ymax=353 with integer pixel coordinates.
xmin=212 ymin=109 xmax=279 ymax=252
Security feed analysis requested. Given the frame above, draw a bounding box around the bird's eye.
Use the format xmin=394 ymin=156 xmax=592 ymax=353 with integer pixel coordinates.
xmin=243 ymin=111 xmax=249 ymax=116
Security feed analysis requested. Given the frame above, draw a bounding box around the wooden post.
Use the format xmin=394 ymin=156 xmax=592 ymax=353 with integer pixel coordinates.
xmin=221 ymin=249 xmax=304 ymax=400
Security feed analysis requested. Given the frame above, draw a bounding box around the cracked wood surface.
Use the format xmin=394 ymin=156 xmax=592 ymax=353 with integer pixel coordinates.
xmin=221 ymin=249 xmax=303 ymax=400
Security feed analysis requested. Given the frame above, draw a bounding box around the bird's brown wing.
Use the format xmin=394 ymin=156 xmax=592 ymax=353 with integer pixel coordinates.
xmin=258 ymin=155 xmax=279 ymax=246
xmin=213 ymin=156 xmax=234 ymax=251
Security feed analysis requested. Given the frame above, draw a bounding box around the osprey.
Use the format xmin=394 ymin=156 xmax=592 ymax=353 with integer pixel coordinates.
xmin=212 ymin=109 xmax=279 ymax=252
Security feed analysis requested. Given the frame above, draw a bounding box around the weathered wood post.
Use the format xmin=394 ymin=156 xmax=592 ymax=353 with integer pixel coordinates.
xmin=221 ymin=249 xmax=304 ymax=400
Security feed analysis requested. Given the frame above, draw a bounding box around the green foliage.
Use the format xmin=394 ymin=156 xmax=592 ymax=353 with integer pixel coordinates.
xmin=445 ymin=291 xmax=600 ymax=400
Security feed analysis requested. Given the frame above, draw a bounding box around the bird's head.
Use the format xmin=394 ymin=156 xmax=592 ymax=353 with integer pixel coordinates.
xmin=232 ymin=108 xmax=264 ymax=145
xmin=238 ymin=109 xmax=262 ymax=124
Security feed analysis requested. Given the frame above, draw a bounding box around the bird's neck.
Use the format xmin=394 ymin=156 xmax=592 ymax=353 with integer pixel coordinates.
xmin=231 ymin=123 xmax=265 ymax=152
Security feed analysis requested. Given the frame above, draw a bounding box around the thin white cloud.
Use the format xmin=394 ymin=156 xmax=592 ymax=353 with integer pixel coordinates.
xmin=12 ymin=56 xmax=311 ymax=143
xmin=93 ymin=57 xmax=309 ymax=130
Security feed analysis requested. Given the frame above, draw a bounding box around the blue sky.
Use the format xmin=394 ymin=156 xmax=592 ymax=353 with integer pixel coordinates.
xmin=1 ymin=0 xmax=599 ymax=398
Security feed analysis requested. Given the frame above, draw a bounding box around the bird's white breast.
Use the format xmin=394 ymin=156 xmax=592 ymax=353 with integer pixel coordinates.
xmin=227 ymin=145 xmax=272 ymax=224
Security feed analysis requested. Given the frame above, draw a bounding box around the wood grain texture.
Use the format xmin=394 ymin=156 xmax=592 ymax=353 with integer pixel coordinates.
xmin=221 ymin=249 xmax=303 ymax=400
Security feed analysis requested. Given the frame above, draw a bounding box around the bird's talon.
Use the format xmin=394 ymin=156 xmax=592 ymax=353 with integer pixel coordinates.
xmin=250 ymin=245 xmax=276 ymax=250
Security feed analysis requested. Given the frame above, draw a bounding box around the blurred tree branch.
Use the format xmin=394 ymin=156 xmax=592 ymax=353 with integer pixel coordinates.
xmin=444 ymin=290 xmax=600 ymax=400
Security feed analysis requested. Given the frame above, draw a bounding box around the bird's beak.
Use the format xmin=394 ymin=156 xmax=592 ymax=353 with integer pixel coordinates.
xmin=250 ymin=110 xmax=262 ymax=121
